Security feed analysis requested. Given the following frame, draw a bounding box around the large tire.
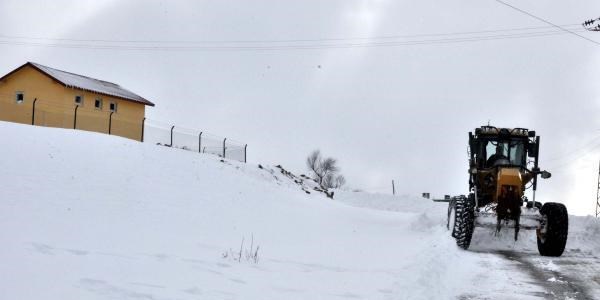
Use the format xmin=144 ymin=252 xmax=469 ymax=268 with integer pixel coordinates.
xmin=537 ymin=202 xmax=568 ymax=257
xmin=455 ymin=194 xmax=475 ymax=249
xmin=448 ymin=199 xmax=460 ymax=238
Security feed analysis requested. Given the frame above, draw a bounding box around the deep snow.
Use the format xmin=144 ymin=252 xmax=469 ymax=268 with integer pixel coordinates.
xmin=1 ymin=121 xmax=599 ymax=299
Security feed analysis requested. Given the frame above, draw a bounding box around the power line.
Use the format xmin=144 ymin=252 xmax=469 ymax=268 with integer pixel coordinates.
xmin=0 ymin=28 xmax=587 ymax=52
xmin=494 ymin=0 xmax=600 ymax=46
xmin=0 ymin=24 xmax=580 ymax=44
xmin=544 ymin=135 xmax=600 ymax=163
xmin=545 ymin=145 xmax=600 ymax=172
xmin=543 ymin=134 xmax=600 ymax=168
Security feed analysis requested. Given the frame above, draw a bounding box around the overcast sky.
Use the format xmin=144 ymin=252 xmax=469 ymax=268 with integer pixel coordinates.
xmin=2 ymin=0 xmax=600 ymax=215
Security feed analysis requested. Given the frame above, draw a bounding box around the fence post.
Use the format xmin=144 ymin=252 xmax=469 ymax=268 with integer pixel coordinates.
xmin=108 ymin=111 xmax=114 ymax=134
xmin=31 ymin=98 xmax=37 ymax=125
xmin=198 ymin=132 xmax=203 ymax=153
xmin=73 ymin=105 xmax=79 ymax=129
xmin=140 ymin=117 xmax=146 ymax=142
xmin=169 ymin=125 xmax=175 ymax=147
xmin=223 ymin=138 xmax=227 ymax=158
xmin=244 ymin=144 xmax=247 ymax=163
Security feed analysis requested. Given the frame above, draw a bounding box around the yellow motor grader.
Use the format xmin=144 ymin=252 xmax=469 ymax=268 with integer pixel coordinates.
xmin=447 ymin=126 xmax=568 ymax=256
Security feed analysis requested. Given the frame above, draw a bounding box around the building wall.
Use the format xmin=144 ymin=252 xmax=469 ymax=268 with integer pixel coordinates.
xmin=0 ymin=65 xmax=146 ymax=141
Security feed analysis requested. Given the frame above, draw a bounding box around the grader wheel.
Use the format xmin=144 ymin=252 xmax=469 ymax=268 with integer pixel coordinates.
xmin=537 ymin=202 xmax=568 ymax=257
xmin=450 ymin=195 xmax=475 ymax=250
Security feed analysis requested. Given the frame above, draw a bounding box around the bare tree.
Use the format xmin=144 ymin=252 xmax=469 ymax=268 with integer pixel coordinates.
xmin=334 ymin=175 xmax=346 ymax=188
xmin=306 ymin=150 xmax=345 ymax=189
xmin=307 ymin=150 xmax=321 ymax=180
xmin=323 ymin=174 xmax=346 ymax=189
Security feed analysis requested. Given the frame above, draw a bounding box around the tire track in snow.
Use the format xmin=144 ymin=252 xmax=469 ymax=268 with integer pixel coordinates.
xmin=495 ymin=250 xmax=592 ymax=300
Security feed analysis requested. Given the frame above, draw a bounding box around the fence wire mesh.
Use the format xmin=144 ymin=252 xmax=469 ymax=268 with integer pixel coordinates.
xmin=0 ymin=94 xmax=247 ymax=163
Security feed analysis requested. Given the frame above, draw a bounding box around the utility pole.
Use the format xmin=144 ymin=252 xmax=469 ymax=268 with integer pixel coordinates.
xmin=582 ymin=17 xmax=600 ymax=31
xmin=582 ymin=18 xmax=600 ymax=217
xmin=596 ymin=161 xmax=600 ymax=218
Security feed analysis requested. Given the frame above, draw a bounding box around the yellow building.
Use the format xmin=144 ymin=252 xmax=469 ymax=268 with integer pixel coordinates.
xmin=0 ymin=62 xmax=154 ymax=140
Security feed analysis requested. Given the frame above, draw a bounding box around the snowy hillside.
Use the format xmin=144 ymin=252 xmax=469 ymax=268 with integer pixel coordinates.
xmin=1 ymin=121 xmax=599 ymax=300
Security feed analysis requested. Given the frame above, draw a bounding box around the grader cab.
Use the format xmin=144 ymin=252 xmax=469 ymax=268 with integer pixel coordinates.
xmin=448 ymin=126 xmax=568 ymax=256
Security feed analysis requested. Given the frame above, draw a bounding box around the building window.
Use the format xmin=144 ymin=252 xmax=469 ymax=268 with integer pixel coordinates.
xmin=75 ymin=95 xmax=83 ymax=106
xmin=95 ymin=99 xmax=103 ymax=110
xmin=109 ymin=102 xmax=117 ymax=112
xmin=15 ymin=92 xmax=24 ymax=104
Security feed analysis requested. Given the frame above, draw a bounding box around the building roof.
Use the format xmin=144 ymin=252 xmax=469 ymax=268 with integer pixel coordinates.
xmin=0 ymin=62 xmax=155 ymax=106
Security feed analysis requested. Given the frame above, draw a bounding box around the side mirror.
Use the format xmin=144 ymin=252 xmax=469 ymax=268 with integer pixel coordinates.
xmin=540 ymin=171 xmax=551 ymax=179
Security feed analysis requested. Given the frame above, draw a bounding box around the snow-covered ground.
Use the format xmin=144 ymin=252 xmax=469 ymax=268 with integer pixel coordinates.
xmin=1 ymin=121 xmax=599 ymax=299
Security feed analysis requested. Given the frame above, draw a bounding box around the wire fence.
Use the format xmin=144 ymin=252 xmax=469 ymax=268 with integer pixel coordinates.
xmin=0 ymin=93 xmax=248 ymax=162
xmin=143 ymin=119 xmax=247 ymax=162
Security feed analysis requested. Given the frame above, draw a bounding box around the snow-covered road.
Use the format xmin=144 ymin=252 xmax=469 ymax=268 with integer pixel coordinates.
xmin=463 ymin=220 xmax=600 ymax=300
xmin=336 ymin=192 xmax=600 ymax=300
xmin=495 ymin=250 xmax=594 ymax=299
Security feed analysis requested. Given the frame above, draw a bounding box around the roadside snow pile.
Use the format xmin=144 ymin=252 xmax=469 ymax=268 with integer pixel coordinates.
xmin=468 ymin=209 xmax=600 ymax=255
xmin=332 ymin=190 xmax=439 ymax=214
xmin=332 ymin=191 xmax=447 ymax=231
xmin=567 ymin=215 xmax=600 ymax=254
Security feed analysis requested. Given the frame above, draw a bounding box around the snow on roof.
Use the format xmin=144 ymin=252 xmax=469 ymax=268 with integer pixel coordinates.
xmin=21 ymin=62 xmax=154 ymax=106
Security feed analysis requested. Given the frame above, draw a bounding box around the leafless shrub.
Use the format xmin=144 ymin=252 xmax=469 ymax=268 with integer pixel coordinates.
xmin=222 ymin=234 xmax=260 ymax=264
xmin=306 ymin=150 xmax=345 ymax=190
xmin=324 ymin=174 xmax=346 ymax=189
